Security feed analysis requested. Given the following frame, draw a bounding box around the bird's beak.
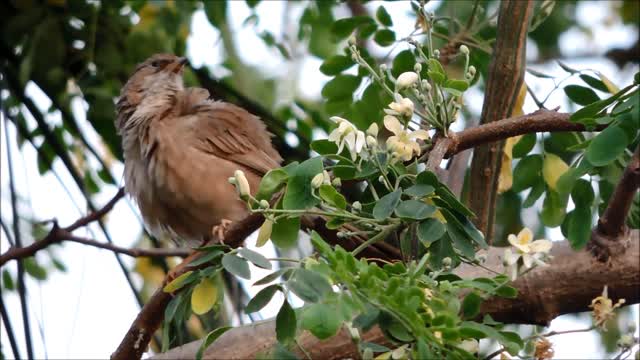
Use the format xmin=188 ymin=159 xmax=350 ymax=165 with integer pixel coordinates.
xmin=170 ymin=57 xmax=188 ymax=74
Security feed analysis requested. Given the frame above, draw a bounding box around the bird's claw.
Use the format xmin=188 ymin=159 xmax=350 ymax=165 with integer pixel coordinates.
xmin=212 ymin=219 xmax=233 ymax=243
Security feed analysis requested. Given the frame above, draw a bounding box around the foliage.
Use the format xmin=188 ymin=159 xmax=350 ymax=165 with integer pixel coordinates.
xmin=1 ymin=0 xmax=639 ymax=359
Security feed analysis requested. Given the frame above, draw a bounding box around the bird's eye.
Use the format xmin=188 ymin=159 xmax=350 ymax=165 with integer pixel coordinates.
xmin=150 ymin=61 xmax=160 ymax=68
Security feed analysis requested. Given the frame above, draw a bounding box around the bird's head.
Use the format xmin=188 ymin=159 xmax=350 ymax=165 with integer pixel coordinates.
xmin=120 ymin=54 xmax=187 ymax=106
xmin=116 ymin=54 xmax=187 ymax=131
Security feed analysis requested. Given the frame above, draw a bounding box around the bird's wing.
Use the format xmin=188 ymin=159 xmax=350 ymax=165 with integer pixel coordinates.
xmin=173 ymin=88 xmax=282 ymax=176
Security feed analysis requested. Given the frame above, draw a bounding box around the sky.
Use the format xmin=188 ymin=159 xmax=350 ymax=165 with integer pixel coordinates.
xmin=1 ymin=1 xmax=639 ymax=359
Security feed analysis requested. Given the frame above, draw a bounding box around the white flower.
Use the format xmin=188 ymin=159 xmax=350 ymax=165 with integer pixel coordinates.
xmin=457 ymin=339 xmax=479 ymax=354
xmin=328 ymin=116 xmax=366 ymax=161
xmin=233 ymin=170 xmax=251 ymax=199
xmin=396 ymin=71 xmax=419 ymax=89
xmin=385 ymin=95 xmax=415 ymax=118
xmin=384 ymin=115 xmax=429 ymax=161
xmin=503 ymin=227 xmax=553 ymax=280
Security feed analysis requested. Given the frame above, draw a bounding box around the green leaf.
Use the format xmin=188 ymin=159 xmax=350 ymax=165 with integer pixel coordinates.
xmin=541 ymin=190 xmax=567 ymax=227
xmin=404 ymin=184 xmax=435 ymax=198
xmin=495 ymin=285 xmax=518 ymax=298
xmin=512 ymin=133 xmax=536 ymax=158
xmin=564 ymin=85 xmax=600 ymax=106
xmin=428 ymin=59 xmax=445 ymax=76
xmin=580 ymin=74 xmax=609 ymax=92
xmin=586 ymin=125 xmax=629 ymax=166
xmin=239 ymin=248 xmax=272 ymax=270
xmin=276 ymin=299 xmax=297 ymax=343
xmin=203 ymin=0 xmax=227 ymax=29
xmin=527 ymin=68 xmax=554 ymax=78
xmin=288 ymin=269 xmax=332 ymax=303
xmin=571 ymin=179 xmax=594 ymax=207
xmin=375 ymin=6 xmax=393 ymax=26
xmin=322 ymin=74 xmax=362 ymax=100
xmin=557 ymin=61 xmax=578 ymax=74
xmin=417 ymin=218 xmax=446 ymax=246
xmin=319 ymin=185 xmax=347 ymax=210
xmin=23 ymin=257 xmax=47 ymax=280
xmin=2 ymin=270 xmax=14 ymax=291
xmin=222 ymin=254 xmax=251 ymax=280
xmin=246 ymin=285 xmax=281 ymax=313
xmin=567 ymin=207 xmax=591 ymax=250
xmin=320 ymin=55 xmax=355 ymax=76
xmin=523 ymin=179 xmax=545 ymax=208
xmin=188 ymin=250 xmax=224 ymax=267
xmin=373 ymin=190 xmax=401 ymax=220
xmin=461 ymin=292 xmax=483 ymax=319
xmin=569 ymin=84 xmax=634 ymax=122
xmin=196 ymin=326 xmax=232 ymax=360
xmin=394 ymin=200 xmax=435 ymax=220
xmin=253 ymin=268 xmax=291 ymax=286
xmin=512 ymin=155 xmax=543 ymax=192
xmin=331 ymin=16 xmax=374 ymax=40
xmin=373 ymin=29 xmax=395 ymax=46
xmin=283 ymin=157 xmax=323 ymax=210
xmin=444 ymin=79 xmax=469 ymax=93
xmin=163 ymin=271 xmax=196 ymax=293
xmin=271 ymin=216 xmax=300 ymax=249
xmin=301 ymin=303 xmax=341 ymax=340
xmin=256 ymin=168 xmax=288 ymax=201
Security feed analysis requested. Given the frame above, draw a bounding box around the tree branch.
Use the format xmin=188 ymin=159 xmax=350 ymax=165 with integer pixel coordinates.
xmin=467 ymin=0 xmax=534 ymax=243
xmin=589 ymin=146 xmax=640 ymax=261
xmin=153 ymin=232 xmax=639 ymax=360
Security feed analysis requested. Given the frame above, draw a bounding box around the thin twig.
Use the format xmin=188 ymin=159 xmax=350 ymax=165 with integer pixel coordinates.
xmin=2 ymin=106 xmax=35 ymax=359
xmin=0 ymin=275 xmax=22 ymax=359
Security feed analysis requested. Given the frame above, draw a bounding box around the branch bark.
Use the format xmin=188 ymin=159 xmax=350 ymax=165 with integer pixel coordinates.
xmin=153 ymin=232 xmax=639 ymax=360
xmin=467 ymin=0 xmax=534 ymax=243
xmin=589 ymin=146 xmax=640 ymax=261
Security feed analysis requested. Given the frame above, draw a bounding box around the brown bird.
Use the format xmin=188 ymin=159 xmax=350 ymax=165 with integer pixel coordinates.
xmin=116 ymin=53 xmax=282 ymax=247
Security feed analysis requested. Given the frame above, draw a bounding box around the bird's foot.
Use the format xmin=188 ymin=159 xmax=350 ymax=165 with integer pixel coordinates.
xmin=163 ymin=252 xmax=200 ymax=289
xmin=212 ymin=219 xmax=233 ymax=243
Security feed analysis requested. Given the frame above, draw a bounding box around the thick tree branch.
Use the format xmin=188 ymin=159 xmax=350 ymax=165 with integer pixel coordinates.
xmin=589 ymin=146 xmax=640 ymax=261
xmin=153 ymin=232 xmax=639 ymax=359
xmin=468 ymin=0 xmax=534 ymax=243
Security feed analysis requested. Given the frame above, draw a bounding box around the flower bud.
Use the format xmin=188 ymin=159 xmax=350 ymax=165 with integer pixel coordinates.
xmin=414 ymin=63 xmax=422 ymax=72
xmin=234 ymin=170 xmax=251 ymax=199
xmin=362 ymin=348 xmax=373 ymax=360
xmin=366 ymin=123 xmax=379 ymax=137
xmin=618 ymin=334 xmax=634 ymax=348
xmin=311 ymin=173 xmax=324 ymax=189
xmin=348 ymin=35 xmax=356 ymax=46
xmin=322 ymin=170 xmax=331 ymax=185
xmin=366 ymin=135 xmax=377 ymax=148
xmin=468 ymin=65 xmax=476 ymax=76
xmin=351 ymin=53 xmax=358 ymax=61
xmin=421 ymin=79 xmax=431 ymax=91
xmin=259 ymin=199 xmax=270 ymax=209
xmin=396 ymin=71 xmax=419 ymax=89
xmin=352 ymin=201 xmax=362 ymax=211
xmin=380 ymin=64 xmax=388 ymax=72
xmin=433 ymin=49 xmax=440 ymax=58
xmin=442 ymin=257 xmax=452 ymax=267
xmin=228 ymin=177 xmax=237 ymax=185
xmin=332 ymin=177 xmax=342 ymax=187
xmin=459 ymin=44 xmax=469 ymax=55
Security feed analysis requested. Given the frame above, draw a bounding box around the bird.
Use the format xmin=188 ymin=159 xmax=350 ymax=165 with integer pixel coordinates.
xmin=115 ymin=53 xmax=282 ymax=248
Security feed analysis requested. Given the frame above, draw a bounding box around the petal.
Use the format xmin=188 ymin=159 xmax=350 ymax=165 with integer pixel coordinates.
xmin=410 ymin=129 xmax=430 ymax=140
xmin=507 ymin=234 xmax=519 ymax=247
xmin=410 ymin=141 xmax=421 ymax=156
xmin=509 ymin=265 xmax=518 ymax=281
xmin=355 ymin=131 xmax=365 ymax=153
xmin=530 ymin=239 xmax=553 ymax=253
xmin=344 ymin=131 xmax=356 ymax=150
xmin=330 ymin=116 xmax=348 ymax=124
xmin=384 ymin=115 xmax=403 ymax=135
xmin=328 ymin=129 xmax=340 ymax=142
xmin=518 ymin=227 xmax=533 ymax=245
xmin=522 ymin=253 xmax=533 ymax=268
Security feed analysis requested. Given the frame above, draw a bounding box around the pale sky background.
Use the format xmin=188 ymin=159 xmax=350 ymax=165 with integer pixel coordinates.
xmin=1 ymin=1 xmax=638 ymax=359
